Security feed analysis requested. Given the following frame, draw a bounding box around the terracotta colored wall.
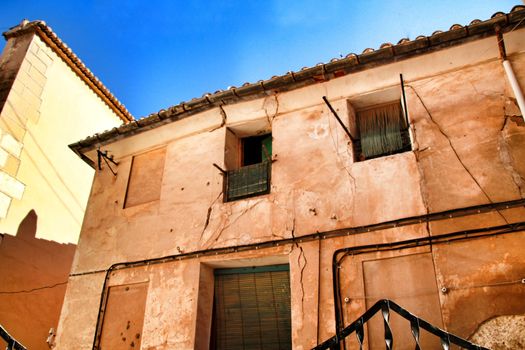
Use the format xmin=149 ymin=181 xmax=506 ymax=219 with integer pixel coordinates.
xmin=57 ymin=29 xmax=525 ymax=349
xmin=0 ymin=210 xmax=76 ymax=349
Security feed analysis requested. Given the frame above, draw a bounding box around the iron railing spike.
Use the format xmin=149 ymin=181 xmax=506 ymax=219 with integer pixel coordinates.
xmin=440 ymin=333 xmax=451 ymax=350
xmin=410 ymin=318 xmax=421 ymax=350
xmin=381 ymin=301 xmax=393 ymax=350
xmin=314 ymin=299 xmax=491 ymax=350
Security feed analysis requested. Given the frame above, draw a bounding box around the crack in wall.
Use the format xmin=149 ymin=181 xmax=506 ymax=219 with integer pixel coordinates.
xmin=200 ymin=191 xmax=223 ymax=238
xmin=205 ymin=199 xmax=267 ymax=248
xmin=498 ymin=132 xmax=525 ymax=197
xmin=263 ymin=93 xmax=280 ymax=126
xmin=407 ymin=85 xmax=509 ymax=224
xmin=500 ymin=97 xmax=525 ymax=197
xmin=325 ymin=97 xmax=357 ymax=219
xmin=288 ymin=216 xmax=307 ymax=315
xmin=208 ymin=104 xmax=227 ymax=132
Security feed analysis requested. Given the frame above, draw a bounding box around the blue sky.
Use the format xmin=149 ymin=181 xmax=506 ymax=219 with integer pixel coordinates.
xmin=0 ymin=1 xmax=521 ymax=118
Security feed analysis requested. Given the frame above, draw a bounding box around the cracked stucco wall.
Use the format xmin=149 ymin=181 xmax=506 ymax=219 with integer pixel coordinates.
xmin=57 ymin=29 xmax=525 ymax=349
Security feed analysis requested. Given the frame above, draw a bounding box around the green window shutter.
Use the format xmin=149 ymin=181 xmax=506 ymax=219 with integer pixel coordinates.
xmin=213 ymin=265 xmax=291 ymax=350
xmin=261 ymin=135 xmax=272 ymax=162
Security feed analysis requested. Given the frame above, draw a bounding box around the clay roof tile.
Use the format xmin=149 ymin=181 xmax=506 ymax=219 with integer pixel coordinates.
xmin=3 ymin=20 xmax=134 ymax=122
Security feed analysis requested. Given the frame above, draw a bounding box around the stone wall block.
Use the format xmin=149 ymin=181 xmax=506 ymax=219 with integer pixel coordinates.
xmin=18 ymin=59 xmax=32 ymax=74
xmin=0 ymin=191 xmax=11 ymax=218
xmin=33 ymin=42 xmax=54 ymax=67
xmin=10 ymin=78 xmax=25 ymax=96
xmin=0 ymin=133 xmax=23 ymax=158
xmin=5 ymin=90 xmax=30 ymax=123
xmin=0 ymin=149 xmax=8 ymax=168
xmin=26 ymin=65 xmax=47 ymax=88
xmin=26 ymin=51 xmax=49 ymax=75
xmin=2 ymin=154 xmax=20 ymax=177
xmin=0 ymin=170 xmax=25 ymax=199
xmin=28 ymin=39 xmax=40 ymax=55
xmin=17 ymin=68 xmax=45 ymax=97
xmin=20 ymin=85 xmax=42 ymax=109
xmin=0 ymin=117 xmax=26 ymax=142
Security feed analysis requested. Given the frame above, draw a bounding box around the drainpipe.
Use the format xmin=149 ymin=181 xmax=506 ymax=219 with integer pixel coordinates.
xmin=496 ymin=26 xmax=525 ymax=121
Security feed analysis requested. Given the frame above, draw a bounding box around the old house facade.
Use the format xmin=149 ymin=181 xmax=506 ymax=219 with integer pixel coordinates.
xmin=0 ymin=21 xmax=131 ymax=349
xmin=60 ymin=6 xmax=525 ymax=350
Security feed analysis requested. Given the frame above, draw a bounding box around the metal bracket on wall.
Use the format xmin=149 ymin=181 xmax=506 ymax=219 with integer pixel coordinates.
xmin=322 ymin=96 xmax=356 ymax=143
xmin=97 ymin=150 xmax=118 ymax=176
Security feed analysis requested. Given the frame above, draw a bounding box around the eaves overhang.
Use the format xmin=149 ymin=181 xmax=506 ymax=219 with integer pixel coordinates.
xmin=69 ymin=5 xmax=525 ymax=165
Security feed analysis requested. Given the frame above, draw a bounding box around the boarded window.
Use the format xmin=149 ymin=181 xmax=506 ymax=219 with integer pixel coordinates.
xmin=124 ymin=148 xmax=166 ymax=208
xmin=355 ymin=102 xmax=410 ymax=161
xmin=362 ymin=253 xmax=442 ymax=349
xmin=99 ymin=282 xmax=148 ymax=350
xmin=212 ymin=265 xmax=291 ymax=350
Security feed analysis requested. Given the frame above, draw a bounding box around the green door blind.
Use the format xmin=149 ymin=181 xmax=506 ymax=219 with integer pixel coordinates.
xmin=212 ymin=265 xmax=292 ymax=350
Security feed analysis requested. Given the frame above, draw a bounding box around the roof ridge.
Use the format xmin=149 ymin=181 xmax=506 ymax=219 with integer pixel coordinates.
xmin=3 ymin=20 xmax=134 ymax=123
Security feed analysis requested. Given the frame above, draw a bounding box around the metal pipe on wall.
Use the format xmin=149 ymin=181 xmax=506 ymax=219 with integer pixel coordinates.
xmin=503 ymin=60 xmax=525 ymax=120
xmin=496 ymin=25 xmax=525 ymax=121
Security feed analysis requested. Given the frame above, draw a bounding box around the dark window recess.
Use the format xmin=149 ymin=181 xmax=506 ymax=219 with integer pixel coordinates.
xmin=242 ymin=134 xmax=272 ymax=165
xmin=211 ymin=265 xmax=292 ymax=350
xmin=226 ymin=134 xmax=271 ymax=201
xmin=354 ymin=102 xmax=411 ymax=161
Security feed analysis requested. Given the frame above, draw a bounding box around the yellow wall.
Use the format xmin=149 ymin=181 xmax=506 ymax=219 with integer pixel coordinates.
xmin=0 ymin=34 xmax=122 ymax=243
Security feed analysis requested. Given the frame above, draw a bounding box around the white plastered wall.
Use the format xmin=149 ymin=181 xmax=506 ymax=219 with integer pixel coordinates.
xmin=0 ymin=34 xmax=122 ymax=243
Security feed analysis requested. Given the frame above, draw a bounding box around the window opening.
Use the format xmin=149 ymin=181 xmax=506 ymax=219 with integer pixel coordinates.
xmin=242 ymin=134 xmax=272 ymax=166
xmin=225 ymin=133 xmax=272 ymax=202
xmin=355 ymin=101 xmax=411 ymax=161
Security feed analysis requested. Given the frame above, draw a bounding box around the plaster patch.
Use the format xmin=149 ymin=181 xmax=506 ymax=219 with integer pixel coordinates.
xmin=470 ymin=315 xmax=525 ymax=350
xmin=308 ymin=123 xmax=329 ymax=139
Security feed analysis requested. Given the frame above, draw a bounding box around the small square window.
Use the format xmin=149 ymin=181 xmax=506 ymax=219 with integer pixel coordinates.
xmin=224 ymin=132 xmax=272 ymax=202
xmin=354 ymin=101 xmax=411 ymax=161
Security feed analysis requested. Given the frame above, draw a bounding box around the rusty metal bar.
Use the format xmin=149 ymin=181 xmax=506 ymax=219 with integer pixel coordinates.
xmin=322 ymin=96 xmax=355 ymax=142
xmin=400 ymin=74 xmax=410 ymax=127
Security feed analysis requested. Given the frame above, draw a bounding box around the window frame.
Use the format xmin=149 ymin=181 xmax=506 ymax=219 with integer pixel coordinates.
xmin=352 ymin=100 xmax=411 ymax=162
xmin=224 ymin=132 xmax=272 ymax=202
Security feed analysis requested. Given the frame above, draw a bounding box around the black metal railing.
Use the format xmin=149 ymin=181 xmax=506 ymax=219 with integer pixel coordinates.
xmin=0 ymin=325 xmax=26 ymax=350
xmin=313 ymin=299 xmax=489 ymax=350
xmin=226 ymin=161 xmax=271 ymax=201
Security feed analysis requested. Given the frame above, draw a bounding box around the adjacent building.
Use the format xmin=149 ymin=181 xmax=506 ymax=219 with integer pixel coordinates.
xmin=0 ymin=20 xmax=131 ymax=349
xmin=60 ymin=6 xmax=525 ymax=350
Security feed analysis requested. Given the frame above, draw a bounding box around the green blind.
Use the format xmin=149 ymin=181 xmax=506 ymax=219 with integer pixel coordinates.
xmin=226 ymin=162 xmax=271 ymax=201
xmin=357 ymin=102 xmax=410 ymax=159
xmin=261 ymin=135 xmax=272 ymax=162
xmin=213 ymin=265 xmax=292 ymax=350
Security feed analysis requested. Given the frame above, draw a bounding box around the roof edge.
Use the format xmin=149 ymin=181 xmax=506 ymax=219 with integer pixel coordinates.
xmin=3 ymin=20 xmax=134 ymax=123
xmin=70 ymin=5 xmax=525 ymax=157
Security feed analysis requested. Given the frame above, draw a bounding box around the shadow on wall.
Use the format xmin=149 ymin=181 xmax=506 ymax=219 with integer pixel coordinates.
xmin=16 ymin=209 xmax=37 ymax=239
xmin=0 ymin=209 xmax=76 ymax=350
